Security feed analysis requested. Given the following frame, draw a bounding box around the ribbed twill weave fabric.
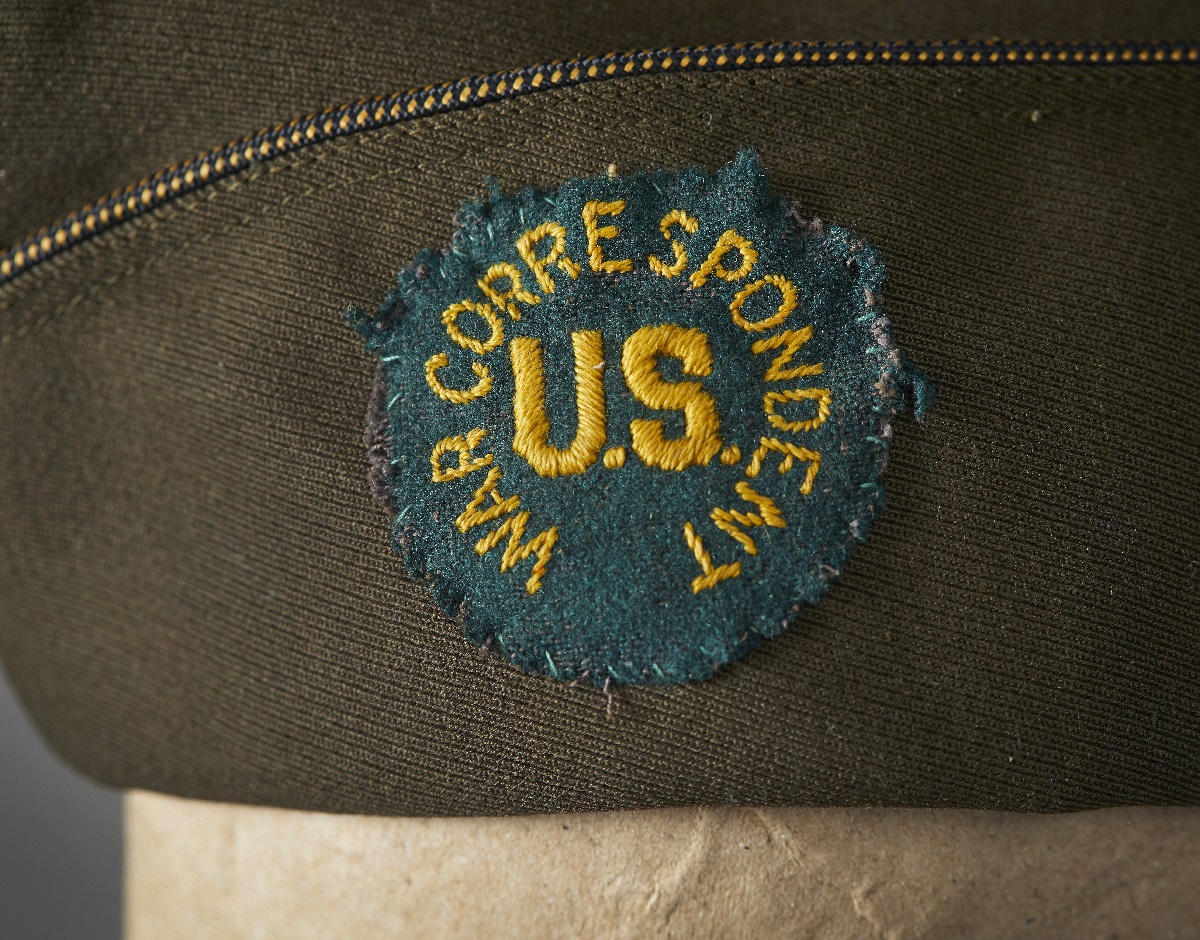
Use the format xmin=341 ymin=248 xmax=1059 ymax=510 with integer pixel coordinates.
xmin=1 ymin=1 xmax=1198 ymax=815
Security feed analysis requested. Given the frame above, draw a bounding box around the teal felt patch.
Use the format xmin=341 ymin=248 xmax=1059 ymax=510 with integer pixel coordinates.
xmin=349 ymin=151 xmax=932 ymax=686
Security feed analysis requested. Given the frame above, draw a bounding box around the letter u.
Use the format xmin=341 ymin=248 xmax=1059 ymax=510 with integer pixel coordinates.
xmin=510 ymin=331 xmax=606 ymax=477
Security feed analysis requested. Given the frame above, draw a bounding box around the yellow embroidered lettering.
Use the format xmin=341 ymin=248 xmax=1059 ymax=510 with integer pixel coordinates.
xmin=647 ymin=208 xmax=699 ymax=278
xmin=582 ymin=199 xmax=634 ymax=274
xmin=515 ymin=221 xmax=580 ymax=294
xmin=730 ymin=274 xmax=797 ymax=332
xmin=745 ymin=437 xmax=821 ymax=495
xmin=511 ymin=330 xmax=607 ymax=477
xmin=751 ymin=326 xmax=823 ymax=380
xmin=474 ymin=508 xmax=559 ymax=595
xmin=763 ymin=388 xmax=833 ymax=433
xmin=442 ymin=300 xmax=504 ymax=355
xmin=682 ymin=522 xmax=740 ymax=593
xmin=455 ymin=466 xmax=521 ymax=533
xmin=689 ymin=229 xmax=757 ymax=288
xmin=424 ymin=353 xmax=492 ymax=403
xmin=478 ymin=262 xmax=540 ymax=320
xmin=430 ymin=428 xmax=493 ymax=482
xmin=710 ymin=482 xmax=786 ymax=556
xmin=622 ymin=325 xmax=723 ymax=471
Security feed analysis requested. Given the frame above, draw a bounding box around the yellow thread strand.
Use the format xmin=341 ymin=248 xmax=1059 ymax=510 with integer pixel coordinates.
xmin=477 ymin=262 xmax=539 ymax=319
xmin=430 ymin=428 xmax=493 ymax=482
xmin=751 ymin=326 xmax=822 ymax=380
xmin=582 ymin=199 xmax=634 ymax=274
xmin=603 ymin=446 xmax=626 ymax=469
xmin=475 ymin=510 xmax=558 ymax=594
xmin=647 ymin=208 xmax=699 ymax=278
xmin=736 ymin=481 xmax=786 ymax=526
xmin=451 ymin=465 xmax=557 ymax=594
xmin=424 ymin=353 xmax=493 ymax=403
xmin=745 ymin=437 xmax=821 ymax=495
xmin=683 ymin=522 xmax=741 ymax=593
xmin=689 ymin=229 xmax=757 ymax=287
xmin=730 ymin=274 xmax=797 ymax=332
xmin=711 ymin=512 xmax=759 ymax=554
xmin=456 ymin=467 xmax=521 ymax=533
xmin=710 ymin=481 xmax=787 ymax=556
xmin=719 ymin=444 xmax=741 ymax=465
xmin=515 ymin=220 xmax=580 ymax=293
xmin=622 ymin=325 xmax=722 ymax=471
xmin=763 ymin=388 xmax=833 ymax=433
xmin=441 ymin=299 xmax=504 ymax=355
xmin=511 ymin=331 xmax=607 ymax=477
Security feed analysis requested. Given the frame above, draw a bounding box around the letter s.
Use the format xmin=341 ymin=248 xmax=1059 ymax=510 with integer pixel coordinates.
xmin=621 ymin=325 xmax=722 ymax=471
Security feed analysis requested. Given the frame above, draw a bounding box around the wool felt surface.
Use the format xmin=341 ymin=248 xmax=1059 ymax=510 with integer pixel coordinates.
xmin=0 ymin=61 xmax=1198 ymax=814
xmin=353 ymin=152 xmax=930 ymax=685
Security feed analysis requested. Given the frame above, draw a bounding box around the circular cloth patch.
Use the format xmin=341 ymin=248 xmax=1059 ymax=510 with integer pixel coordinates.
xmin=349 ymin=151 xmax=931 ymax=685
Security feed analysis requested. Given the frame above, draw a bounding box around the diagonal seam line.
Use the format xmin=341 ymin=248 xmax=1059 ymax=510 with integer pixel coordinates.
xmin=0 ymin=86 xmax=525 ymax=344
xmin=1 ymin=37 xmax=1198 ymax=285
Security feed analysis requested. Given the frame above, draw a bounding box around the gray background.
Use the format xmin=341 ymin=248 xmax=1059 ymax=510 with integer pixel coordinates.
xmin=0 ymin=669 xmax=122 ymax=939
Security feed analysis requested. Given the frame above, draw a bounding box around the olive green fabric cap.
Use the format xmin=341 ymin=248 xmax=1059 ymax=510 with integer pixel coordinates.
xmin=5 ymin=0 xmax=1200 ymax=248
xmin=1 ymin=2 xmax=1198 ymax=815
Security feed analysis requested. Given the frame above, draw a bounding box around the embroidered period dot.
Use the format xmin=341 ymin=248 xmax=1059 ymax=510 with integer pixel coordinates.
xmin=349 ymin=150 xmax=933 ymax=686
